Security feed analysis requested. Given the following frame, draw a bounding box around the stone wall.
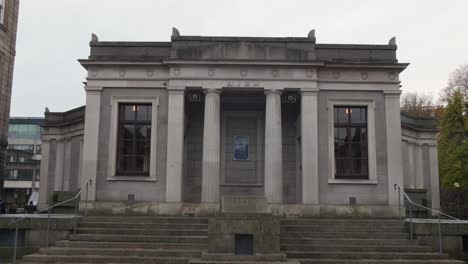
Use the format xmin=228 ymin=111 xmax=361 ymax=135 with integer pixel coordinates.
xmin=38 ymin=106 xmax=85 ymax=209
xmin=400 ymin=113 xmax=440 ymax=212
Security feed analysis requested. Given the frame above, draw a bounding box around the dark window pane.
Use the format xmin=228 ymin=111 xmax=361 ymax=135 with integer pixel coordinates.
xmin=336 ymin=107 xmax=348 ymax=124
xmin=135 ymin=141 xmax=149 ymax=156
xmin=136 ymin=105 xmax=149 ymax=121
xmin=120 ymin=105 xmax=135 ymax=121
xmin=334 ymin=106 xmax=368 ymax=179
xmin=350 ymin=107 xmax=366 ymax=124
xmin=119 ymin=140 xmax=134 ymax=156
xmin=121 ymin=125 xmax=135 ymax=140
xmin=117 ymin=103 xmax=152 ymax=176
xmin=135 ymin=156 xmax=149 ymax=172
xmin=136 ymin=125 xmax=150 ymax=140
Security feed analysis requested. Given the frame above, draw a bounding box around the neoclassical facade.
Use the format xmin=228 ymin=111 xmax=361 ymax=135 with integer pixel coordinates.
xmin=38 ymin=29 xmax=440 ymax=217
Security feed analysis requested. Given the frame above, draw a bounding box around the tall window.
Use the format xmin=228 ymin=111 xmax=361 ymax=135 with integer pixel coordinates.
xmin=334 ymin=106 xmax=368 ymax=179
xmin=116 ymin=104 xmax=152 ymax=176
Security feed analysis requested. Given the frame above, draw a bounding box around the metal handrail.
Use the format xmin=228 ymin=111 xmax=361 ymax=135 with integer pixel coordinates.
xmin=8 ymin=179 xmax=92 ymax=264
xmin=394 ymin=184 xmax=460 ymax=253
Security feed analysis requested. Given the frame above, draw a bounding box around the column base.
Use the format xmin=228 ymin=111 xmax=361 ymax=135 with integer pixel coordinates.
xmin=78 ymin=201 xmax=401 ymax=218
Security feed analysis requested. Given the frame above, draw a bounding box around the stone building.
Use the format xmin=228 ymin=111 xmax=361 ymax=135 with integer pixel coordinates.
xmin=3 ymin=117 xmax=42 ymax=210
xmin=38 ymin=29 xmax=440 ymax=217
xmin=0 ymin=0 xmax=20 ymax=196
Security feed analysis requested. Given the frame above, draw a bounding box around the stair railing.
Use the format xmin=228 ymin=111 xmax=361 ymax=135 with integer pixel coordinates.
xmin=7 ymin=179 xmax=92 ymax=264
xmin=394 ymin=184 xmax=460 ymax=253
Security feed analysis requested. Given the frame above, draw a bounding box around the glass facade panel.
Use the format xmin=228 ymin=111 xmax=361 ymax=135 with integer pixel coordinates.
xmin=8 ymin=124 xmax=41 ymax=139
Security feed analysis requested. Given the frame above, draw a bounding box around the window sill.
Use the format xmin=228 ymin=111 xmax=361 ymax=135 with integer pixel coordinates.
xmin=221 ymin=183 xmax=263 ymax=187
xmin=107 ymin=175 xmax=156 ymax=182
xmin=328 ymin=179 xmax=377 ymax=185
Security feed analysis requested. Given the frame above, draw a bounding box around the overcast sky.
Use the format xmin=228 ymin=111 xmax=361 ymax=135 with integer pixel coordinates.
xmin=10 ymin=0 xmax=468 ymax=116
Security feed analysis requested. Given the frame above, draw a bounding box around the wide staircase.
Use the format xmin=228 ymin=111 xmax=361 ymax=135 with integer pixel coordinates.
xmin=18 ymin=216 xmax=466 ymax=264
xmin=280 ymin=218 xmax=465 ymax=264
xmin=21 ymin=216 xmax=209 ymax=263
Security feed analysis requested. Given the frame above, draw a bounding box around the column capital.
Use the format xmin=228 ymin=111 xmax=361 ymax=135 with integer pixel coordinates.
xmin=167 ymin=88 xmax=185 ymax=95
xmin=264 ymin=89 xmax=282 ymax=95
xmin=85 ymin=86 xmax=103 ymax=94
xmin=300 ymin=88 xmax=319 ymax=95
xmin=203 ymin=88 xmax=221 ymax=94
xmin=383 ymin=90 xmax=402 ymax=97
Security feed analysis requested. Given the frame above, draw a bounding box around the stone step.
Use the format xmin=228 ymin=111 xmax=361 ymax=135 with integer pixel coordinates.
xmin=291 ymin=259 xmax=466 ymax=264
xmin=22 ymin=254 xmax=190 ymax=263
xmin=82 ymin=216 xmax=208 ymax=224
xmin=281 ymin=231 xmax=409 ymax=239
xmin=79 ymin=222 xmax=207 ymax=230
xmin=55 ymin=240 xmax=207 ymax=250
xmin=76 ymin=227 xmax=208 ymax=236
xmin=69 ymin=233 xmax=208 ymax=243
xmin=285 ymin=251 xmax=451 ymax=260
xmin=280 ymin=219 xmax=403 ymax=226
xmin=39 ymin=247 xmax=201 ymax=258
xmin=280 ymin=244 xmax=433 ymax=253
xmin=280 ymin=238 xmax=419 ymax=246
xmin=281 ymin=225 xmax=405 ymax=233
xmin=189 ymin=261 xmax=299 ymax=264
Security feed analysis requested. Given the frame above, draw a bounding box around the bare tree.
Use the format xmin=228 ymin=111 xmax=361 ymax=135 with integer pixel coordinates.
xmin=441 ymin=64 xmax=468 ymax=103
xmin=400 ymin=92 xmax=435 ymax=118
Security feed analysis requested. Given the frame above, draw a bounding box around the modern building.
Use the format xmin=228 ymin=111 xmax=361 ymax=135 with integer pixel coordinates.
xmin=3 ymin=117 xmax=42 ymax=211
xmin=38 ymin=30 xmax=440 ymax=217
xmin=0 ymin=0 xmax=20 ymax=198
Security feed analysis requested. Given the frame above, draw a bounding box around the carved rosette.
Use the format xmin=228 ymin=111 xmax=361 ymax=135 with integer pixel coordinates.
xmin=146 ymin=68 xmax=154 ymax=77
xmin=173 ymin=67 xmax=181 ymax=77
xmin=361 ymin=72 xmax=369 ymax=80
xmin=271 ymin=68 xmax=279 ymax=78
xmin=240 ymin=69 xmax=248 ymax=77
xmin=332 ymin=71 xmax=341 ymax=79
xmin=208 ymin=67 xmax=215 ymax=77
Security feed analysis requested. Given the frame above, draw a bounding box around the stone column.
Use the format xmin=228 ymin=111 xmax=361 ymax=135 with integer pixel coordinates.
xmin=414 ymin=144 xmax=424 ymax=189
xmin=384 ymin=91 xmax=404 ymax=205
xmin=428 ymin=145 xmax=441 ymax=211
xmin=301 ymin=90 xmax=319 ymax=204
xmin=264 ymin=90 xmax=283 ymax=204
xmin=201 ymin=89 xmax=221 ymax=203
xmin=407 ymin=142 xmax=416 ymax=188
xmin=81 ymin=86 xmax=102 ymax=201
xmin=38 ymin=140 xmax=50 ymax=209
xmin=165 ymin=88 xmax=185 ymax=202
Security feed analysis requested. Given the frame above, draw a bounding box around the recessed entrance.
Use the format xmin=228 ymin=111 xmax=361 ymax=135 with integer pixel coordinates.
xmin=235 ymin=234 xmax=254 ymax=255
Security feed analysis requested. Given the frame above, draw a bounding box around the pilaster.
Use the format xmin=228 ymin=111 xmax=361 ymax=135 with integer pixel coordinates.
xmin=414 ymin=144 xmax=424 ymax=189
xmin=81 ymin=86 xmax=102 ymax=201
xmin=300 ymin=90 xmax=319 ymax=204
xmin=384 ymin=90 xmax=404 ymax=205
xmin=428 ymin=145 xmax=441 ymax=211
xmin=165 ymin=87 xmax=186 ymax=202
